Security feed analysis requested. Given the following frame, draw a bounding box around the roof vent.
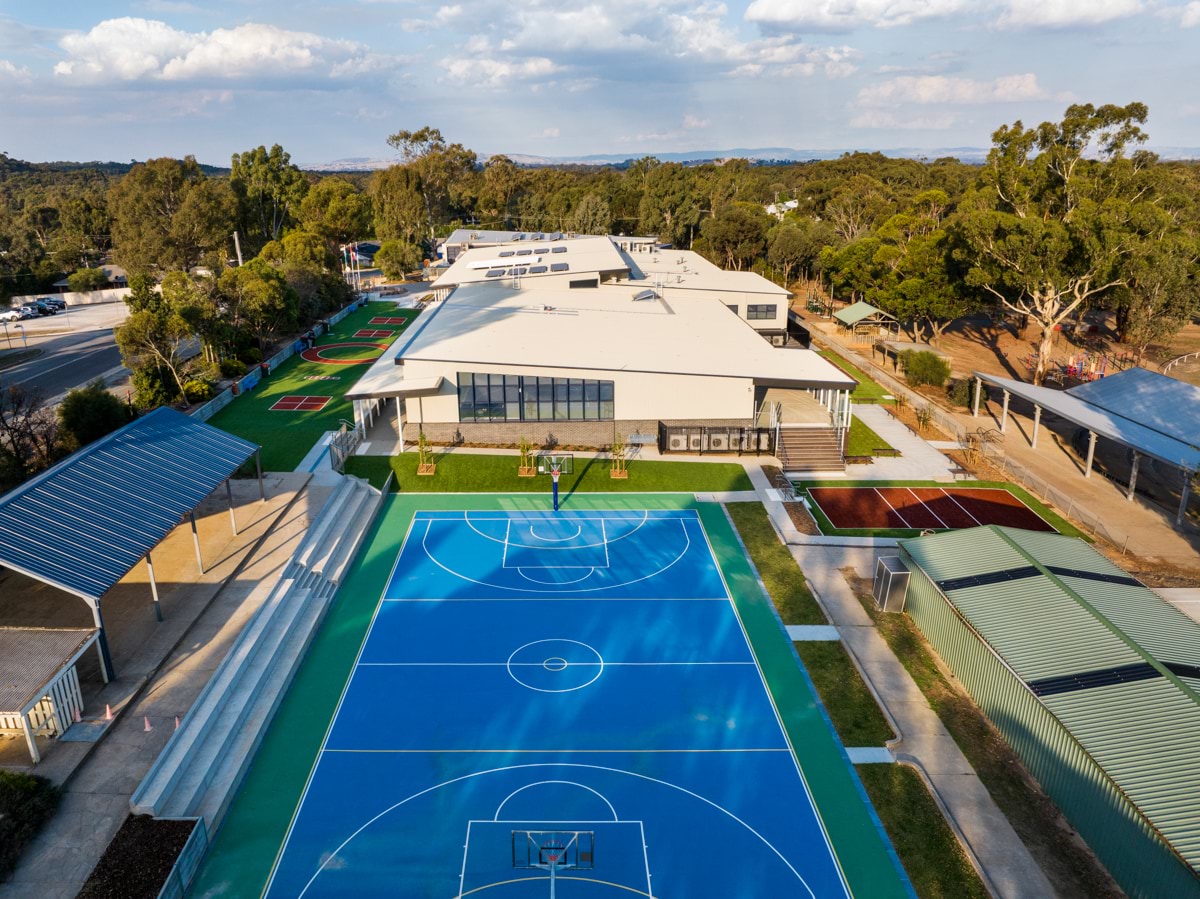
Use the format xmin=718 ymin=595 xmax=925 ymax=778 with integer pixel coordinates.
xmin=632 ymin=289 xmax=657 ymax=302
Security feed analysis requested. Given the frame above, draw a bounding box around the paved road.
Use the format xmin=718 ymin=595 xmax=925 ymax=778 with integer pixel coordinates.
xmin=2 ymin=329 xmax=124 ymax=398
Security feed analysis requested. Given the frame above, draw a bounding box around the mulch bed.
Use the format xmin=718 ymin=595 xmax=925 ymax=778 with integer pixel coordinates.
xmin=77 ymin=815 xmax=196 ymax=899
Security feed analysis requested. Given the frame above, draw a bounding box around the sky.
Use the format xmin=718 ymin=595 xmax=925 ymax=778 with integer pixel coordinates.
xmin=0 ymin=1 xmax=1198 ymax=166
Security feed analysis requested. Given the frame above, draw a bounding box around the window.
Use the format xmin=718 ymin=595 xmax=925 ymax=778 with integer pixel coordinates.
xmin=725 ymin=303 xmax=738 ymax=315
xmin=457 ymin=373 xmax=615 ymax=422
xmin=569 ymin=278 xmax=598 ymax=289
xmin=747 ymin=304 xmax=777 ymax=320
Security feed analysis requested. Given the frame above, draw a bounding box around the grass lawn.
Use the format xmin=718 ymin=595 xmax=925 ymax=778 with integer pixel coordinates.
xmin=856 ymin=765 xmax=989 ymax=899
xmin=724 ymin=502 xmax=826 ymax=625
xmin=846 ymin=415 xmax=895 ymax=457
xmin=855 ymin=585 xmax=1121 ymax=898
xmin=794 ymin=641 xmax=895 ymax=747
xmin=796 ymin=479 xmax=1087 ymax=540
xmin=819 ymin=350 xmax=892 ymax=403
xmin=344 ymin=451 xmax=753 ymax=493
xmin=208 ymin=305 xmax=419 ymax=471
xmin=0 ymin=770 xmax=61 ymax=880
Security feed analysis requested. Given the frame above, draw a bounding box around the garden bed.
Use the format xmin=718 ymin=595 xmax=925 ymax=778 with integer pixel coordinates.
xmin=78 ymin=815 xmax=196 ymax=899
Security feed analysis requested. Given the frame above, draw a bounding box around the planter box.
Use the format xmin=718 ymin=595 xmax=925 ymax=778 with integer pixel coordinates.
xmin=417 ymin=463 xmax=436 ymax=476
xmin=609 ymin=469 xmax=629 ymax=479
xmin=518 ymin=467 xmax=537 ymax=478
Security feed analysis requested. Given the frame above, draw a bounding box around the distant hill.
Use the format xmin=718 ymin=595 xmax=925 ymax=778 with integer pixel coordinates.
xmin=303 ymin=145 xmax=1200 ymax=171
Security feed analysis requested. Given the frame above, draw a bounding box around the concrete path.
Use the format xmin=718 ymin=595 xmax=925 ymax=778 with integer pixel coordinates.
xmin=792 ymin=544 xmax=1056 ymax=899
xmin=1155 ymin=587 xmax=1200 ymax=624
xmin=0 ymin=476 xmax=330 ymax=899
xmin=852 ymin=404 xmax=959 ymax=481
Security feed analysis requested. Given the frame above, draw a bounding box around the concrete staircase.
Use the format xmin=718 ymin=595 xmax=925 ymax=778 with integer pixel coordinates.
xmin=777 ymin=427 xmax=845 ymax=474
xmin=130 ymin=475 xmax=383 ymax=830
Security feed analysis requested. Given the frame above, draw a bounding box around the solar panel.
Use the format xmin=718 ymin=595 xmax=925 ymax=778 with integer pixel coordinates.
xmin=549 ymin=232 xmax=562 ymax=241
xmin=533 ymin=248 xmax=548 ymax=254
xmin=485 ymin=269 xmax=505 ymax=278
xmin=550 ymin=262 xmax=569 ymax=272
xmin=516 ymin=249 xmax=533 ymax=256
xmin=498 ymin=250 xmax=515 ymax=257
xmin=512 ymin=267 xmax=528 ymax=275
xmin=551 ymin=246 xmax=568 ymax=254
xmin=529 ymin=265 xmax=548 ymax=274
xmin=533 ymin=233 xmax=544 ymax=240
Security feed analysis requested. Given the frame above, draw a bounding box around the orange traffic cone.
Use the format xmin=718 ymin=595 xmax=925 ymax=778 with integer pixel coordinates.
xmin=143 ymin=716 xmax=153 ymax=733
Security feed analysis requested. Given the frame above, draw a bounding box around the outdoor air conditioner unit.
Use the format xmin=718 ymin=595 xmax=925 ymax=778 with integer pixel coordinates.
xmin=708 ymin=434 xmax=729 ymax=452
xmin=688 ymin=434 xmax=703 ymax=451
xmin=873 ymin=557 xmax=911 ymax=613
xmin=668 ymin=434 xmax=688 ymax=452
xmin=728 ymin=433 xmax=742 ymax=451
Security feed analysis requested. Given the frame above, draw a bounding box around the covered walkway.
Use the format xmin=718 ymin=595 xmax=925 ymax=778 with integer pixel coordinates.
xmin=0 ymin=408 xmax=262 ymax=679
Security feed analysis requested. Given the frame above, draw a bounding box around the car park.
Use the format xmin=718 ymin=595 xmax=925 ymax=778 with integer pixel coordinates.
xmin=0 ymin=308 xmax=21 ymax=322
xmin=18 ymin=305 xmax=40 ymax=319
xmin=30 ymin=300 xmax=56 ymax=316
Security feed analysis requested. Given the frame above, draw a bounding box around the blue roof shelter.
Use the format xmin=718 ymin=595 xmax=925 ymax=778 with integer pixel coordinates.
xmin=0 ymin=408 xmax=261 ymax=679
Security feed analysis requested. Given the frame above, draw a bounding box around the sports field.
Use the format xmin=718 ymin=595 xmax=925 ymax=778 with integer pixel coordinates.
xmin=191 ymin=495 xmax=911 ymax=898
xmin=807 ymin=486 xmax=1055 ymax=532
xmin=207 ymin=305 xmax=418 ymax=470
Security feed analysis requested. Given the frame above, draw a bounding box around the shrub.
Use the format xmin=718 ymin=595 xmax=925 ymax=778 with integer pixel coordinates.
xmin=219 ymin=358 xmax=246 ymax=378
xmin=58 ymin=379 xmax=134 ymax=449
xmin=0 ymin=770 xmax=62 ymax=880
xmin=183 ymin=379 xmax=216 ymax=403
xmin=901 ymin=350 xmax=951 ymax=388
xmin=237 ymin=347 xmax=263 ymax=365
xmin=947 ymin=377 xmax=977 ymax=408
xmin=131 ymin=366 xmax=177 ymax=409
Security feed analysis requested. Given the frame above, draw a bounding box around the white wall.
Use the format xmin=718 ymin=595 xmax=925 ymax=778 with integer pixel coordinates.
xmin=402 ymin=358 xmax=755 ymax=424
xmin=12 ymin=287 xmax=131 ymax=307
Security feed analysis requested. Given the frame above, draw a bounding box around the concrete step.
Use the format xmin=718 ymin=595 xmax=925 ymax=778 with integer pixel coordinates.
xmin=194 ymin=581 xmax=336 ymax=829
xmin=296 ymin=479 xmax=355 ymax=569
xmin=312 ymin=480 xmax=381 ymax=586
xmin=158 ymin=585 xmax=316 ymax=817
xmin=131 ymin=575 xmax=299 ymax=816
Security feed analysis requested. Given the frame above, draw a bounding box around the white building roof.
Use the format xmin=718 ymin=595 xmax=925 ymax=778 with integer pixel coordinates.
xmin=626 ymin=248 xmax=790 ymax=297
xmin=386 ymin=282 xmax=853 ymax=386
xmin=432 ymin=236 xmax=629 ymax=289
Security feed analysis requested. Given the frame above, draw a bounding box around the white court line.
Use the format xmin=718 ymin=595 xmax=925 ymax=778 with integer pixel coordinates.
xmin=602 ymin=519 xmax=610 ymax=568
xmin=905 ymin=487 xmax=949 ymax=529
xmin=500 ymin=519 xmax=511 ymax=568
xmin=461 ymin=509 xmax=653 ymax=549
xmin=493 ymin=780 xmax=619 ymax=821
xmin=526 ymin=522 xmax=583 ymax=542
xmin=323 ymin=748 xmax=791 ymax=754
xmin=357 ymin=661 xmax=755 ymax=667
xmin=872 ymin=487 xmax=913 ymax=529
xmin=941 ymin=488 xmax=984 ymax=527
xmin=383 ymin=596 xmax=730 ymax=602
xmin=295 ymin=761 xmax=815 ymax=899
xmin=262 ymin=511 xmax=422 ymax=897
xmin=702 ymin=512 xmax=852 ymax=899
xmin=418 ymin=519 xmax=693 ymax=595
xmin=517 ymin=568 xmax=597 ymax=584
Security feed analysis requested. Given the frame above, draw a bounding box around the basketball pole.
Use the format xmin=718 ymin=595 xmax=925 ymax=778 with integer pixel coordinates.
xmin=551 ymin=467 xmax=560 ymax=512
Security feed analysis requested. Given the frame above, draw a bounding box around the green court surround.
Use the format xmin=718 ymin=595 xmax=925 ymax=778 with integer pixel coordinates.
xmin=190 ymin=493 xmax=911 ymax=898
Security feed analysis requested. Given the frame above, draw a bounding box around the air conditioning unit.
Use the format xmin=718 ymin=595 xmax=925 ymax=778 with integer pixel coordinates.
xmin=688 ymin=434 xmax=703 ymax=451
xmin=873 ymin=557 xmax=911 ymax=613
xmin=708 ymin=434 xmax=729 ymax=451
xmin=668 ymin=434 xmax=688 ymax=452
xmin=728 ymin=433 xmax=743 ymax=451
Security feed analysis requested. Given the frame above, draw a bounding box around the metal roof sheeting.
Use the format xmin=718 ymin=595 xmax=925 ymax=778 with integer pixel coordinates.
xmin=0 ymin=627 xmax=97 ymax=712
xmin=1069 ymin=367 xmax=1200 ymax=451
xmin=0 ymin=408 xmax=258 ymax=599
xmin=973 ymin=371 xmax=1200 ymax=472
xmin=832 ymin=301 xmax=896 ymax=326
xmin=901 ymin=525 xmax=1200 ymax=873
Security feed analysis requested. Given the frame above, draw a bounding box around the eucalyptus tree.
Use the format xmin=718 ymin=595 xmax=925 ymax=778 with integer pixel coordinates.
xmin=385 ymin=126 xmax=477 ymax=241
xmin=230 ymin=144 xmax=308 ymax=250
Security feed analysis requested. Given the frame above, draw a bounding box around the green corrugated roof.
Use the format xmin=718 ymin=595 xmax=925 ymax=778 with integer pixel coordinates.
xmin=900 ymin=525 xmax=1200 ymax=873
xmin=832 ymin=301 xmax=896 ymax=326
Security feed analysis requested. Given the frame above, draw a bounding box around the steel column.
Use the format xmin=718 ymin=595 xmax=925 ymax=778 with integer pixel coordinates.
xmin=226 ymin=479 xmax=238 ymax=535
xmin=1084 ymin=430 xmax=1097 ymax=478
xmin=146 ymin=552 xmax=163 ymax=622
xmin=972 ymin=377 xmax=982 ymax=417
xmin=89 ymin=601 xmax=115 ymax=681
xmin=1000 ymin=390 xmax=1010 ymax=433
xmin=190 ymin=511 xmax=204 ymax=574
xmin=1031 ymin=405 xmax=1042 ymax=449
xmin=256 ymin=450 xmax=265 ymax=502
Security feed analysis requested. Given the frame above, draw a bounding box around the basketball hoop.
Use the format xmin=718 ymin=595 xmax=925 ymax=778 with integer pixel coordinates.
xmin=551 ymin=467 xmax=561 ymax=483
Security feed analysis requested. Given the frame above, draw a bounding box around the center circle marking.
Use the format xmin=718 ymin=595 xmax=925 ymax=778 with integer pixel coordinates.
xmin=506 ymin=639 xmax=604 ymax=693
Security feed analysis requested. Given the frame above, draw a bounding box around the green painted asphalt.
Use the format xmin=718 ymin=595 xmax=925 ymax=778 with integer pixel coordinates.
xmin=190 ymin=493 xmax=909 ymax=897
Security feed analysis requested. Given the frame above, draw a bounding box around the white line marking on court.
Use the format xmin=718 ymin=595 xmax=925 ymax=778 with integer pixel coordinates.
xmin=517 ymin=567 xmax=596 ymax=584
xmin=703 ymin=512 xmax=851 ymax=899
xmin=905 ymin=487 xmax=948 ymax=529
xmin=602 ymin=519 xmax=610 ymax=568
xmin=872 ymin=487 xmax=913 ymax=529
xmin=507 ymin=639 xmax=604 ymax=693
xmin=942 ymin=489 xmax=984 ymax=526
xmin=382 ymin=596 xmax=730 ymax=602
xmin=356 ymin=661 xmax=755 ymax=667
xmin=493 ymin=781 xmax=619 ymax=821
xmin=458 ymin=509 xmax=654 ymax=550
xmin=527 ymin=523 xmax=583 ymax=542
xmin=417 ymin=520 xmax=692 ymax=595
xmin=324 ymin=747 xmax=792 ymax=754
xmin=295 ymin=762 xmax=815 ymax=899
xmin=501 ymin=519 xmax=511 ymax=568
xmin=263 ymin=509 xmax=421 ymax=898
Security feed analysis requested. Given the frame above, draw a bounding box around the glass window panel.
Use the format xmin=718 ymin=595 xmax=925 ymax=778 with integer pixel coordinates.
xmin=599 ymin=381 xmax=614 ymax=401
xmin=554 ymin=380 xmax=569 ymax=420
xmin=568 ymin=379 xmax=584 ymax=419
xmin=599 ymin=400 xmax=614 ymax=420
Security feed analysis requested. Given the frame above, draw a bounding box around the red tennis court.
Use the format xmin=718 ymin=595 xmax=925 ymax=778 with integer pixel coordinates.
xmin=369 ymin=316 xmax=411 ymax=325
xmin=270 ymin=395 xmax=332 ymax=412
xmin=807 ymin=486 xmax=1056 ymax=532
xmin=354 ymin=329 xmax=395 ymax=338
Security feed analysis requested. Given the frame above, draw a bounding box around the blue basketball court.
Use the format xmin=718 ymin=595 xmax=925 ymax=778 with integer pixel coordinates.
xmin=262 ymin=508 xmax=852 ymax=897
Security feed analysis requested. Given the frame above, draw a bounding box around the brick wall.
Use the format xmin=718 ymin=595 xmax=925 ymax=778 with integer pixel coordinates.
xmin=404 ymin=418 xmax=753 ymax=449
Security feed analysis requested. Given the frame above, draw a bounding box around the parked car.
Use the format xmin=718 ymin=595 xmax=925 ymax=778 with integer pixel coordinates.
xmin=18 ymin=305 xmax=40 ymax=319
xmin=41 ymin=297 xmax=66 ymax=311
xmin=30 ymin=300 xmax=56 ymax=316
xmin=0 ymin=308 xmax=21 ymax=322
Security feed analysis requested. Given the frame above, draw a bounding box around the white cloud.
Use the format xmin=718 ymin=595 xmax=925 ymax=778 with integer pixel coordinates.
xmin=1180 ymin=0 xmax=1200 ymax=26
xmin=746 ymin=0 xmax=1143 ymax=31
xmin=849 ymin=110 xmax=958 ymax=130
xmin=992 ymin=0 xmax=1143 ymax=28
xmin=54 ymin=17 xmax=394 ymax=85
xmin=682 ymin=113 xmax=709 ymax=129
xmin=541 ymin=127 xmax=560 ymax=138
xmin=438 ymin=55 xmax=560 ymax=87
xmin=856 ymin=73 xmax=1049 ymax=107
xmin=747 ymin=0 xmax=965 ymax=31
xmin=0 ymin=59 xmax=32 ymax=83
